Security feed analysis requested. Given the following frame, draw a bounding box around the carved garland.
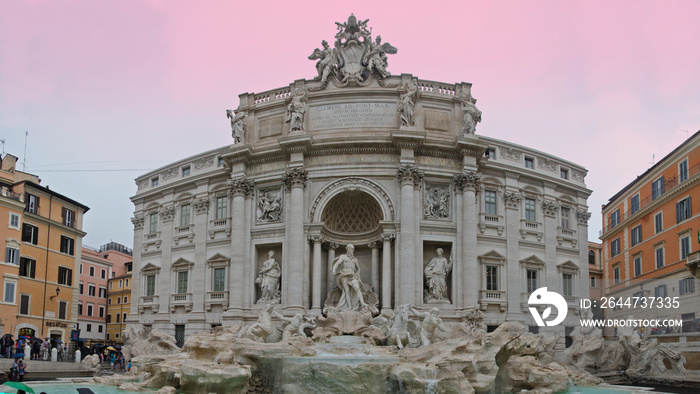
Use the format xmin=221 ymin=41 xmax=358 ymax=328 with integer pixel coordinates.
xmin=309 ymin=177 xmax=396 ymax=221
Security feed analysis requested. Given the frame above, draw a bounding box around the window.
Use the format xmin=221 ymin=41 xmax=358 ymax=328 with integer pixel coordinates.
xmin=151 ymin=177 xmax=159 ymax=187
xmin=5 ymin=247 xmax=19 ymax=265
xmin=526 ymin=269 xmax=538 ymax=293
xmin=86 ymin=304 xmax=93 ymax=316
xmin=108 ymin=298 xmax=112 ymax=305
xmin=177 ymin=271 xmax=189 ymax=294
xmin=680 ymin=277 xmax=695 ymax=295
xmin=19 ymin=294 xmax=30 ymax=315
xmin=681 ymin=235 xmax=691 ymax=260
xmin=525 ymin=198 xmax=536 ymax=222
xmin=182 ymin=166 xmax=191 ymax=177
xmin=116 ymin=314 xmax=120 ymax=323
xmin=676 ymin=197 xmax=692 ymax=223
xmin=562 ymin=273 xmax=573 ymax=296
xmin=634 ymin=256 xmax=642 ymax=277
xmin=679 ymin=159 xmax=689 ymax=183
xmin=561 ymin=207 xmax=570 ymax=229
xmin=652 ymin=176 xmax=665 ymax=200
xmin=631 ymin=225 xmax=642 ymax=246
xmin=124 ymin=295 xmax=128 ymax=303
xmin=89 ymin=266 xmax=95 ymax=277
xmin=109 ymin=282 xmax=113 ymax=289
xmin=77 ymin=303 xmax=83 ymax=315
xmin=19 ymin=257 xmax=36 ymax=278
xmin=613 ymin=265 xmax=620 ymax=285
xmin=119 ymin=279 xmax=123 ymax=288
xmin=117 ymin=297 xmax=121 ymax=304
xmin=485 ymin=148 xmax=496 ymax=159
xmin=58 ymin=301 xmax=67 ymax=320
xmin=25 ymin=193 xmax=39 ymax=214
xmin=9 ymin=213 xmax=20 ymax=229
xmin=524 ymin=157 xmax=534 ymax=169
xmin=149 ymin=213 xmax=158 ymax=234
xmin=631 ymin=194 xmax=640 ymax=214
xmin=60 ymin=236 xmax=74 ymax=255
xmin=588 ymin=250 xmax=595 ymax=265
xmin=610 ymin=209 xmax=620 ymax=228
xmin=101 ymin=269 xmax=106 ymax=279
xmin=99 ymin=287 xmax=106 ymax=298
xmin=484 ymin=191 xmax=497 ymax=215
xmin=213 ymin=267 xmax=226 ymax=292
xmin=86 ymin=324 xmax=92 ymax=332
xmin=216 ymin=196 xmax=227 ymax=220
xmin=99 ymin=306 xmax=105 ymax=318
xmin=3 ymin=280 xmax=16 ymax=303
xmin=654 ymin=285 xmax=667 ymax=298
xmin=145 ymin=275 xmax=156 ymax=296
xmin=21 ymin=223 xmax=38 ymax=245
xmin=486 ymin=265 xmax=498 ymax=291
xmin=107 ymin=314 xmax=111 ymax=323
xmin=62 ymin=207 xmax=75 ymax=228
xmin=98 ymin=325 xmax=103 ymax=333
xmin=218 ymin=157 xmax=226 ymax=167
xmin=88 ymin=284 xmax=95 ymax=297
xmin=610 ymin=238 xmax=620 ymax=257
xmin=123 ymin=313 xmax=127 ymax=322
xmin=126 ymin=278 xmax=129 ymax=287
xmin=57 ymin=266 xmax=72 ymax=286
xmin=655 ymin=245 xmax=664 ymax=269
xmin=180 ymin=204 xmax=191 ymax=227
xmin=79 ymin=283 xmax=83 ymax=294
xmin=655 ymin=212 xmax=663 ymax=233
xmin=590 ymin=276 xmax=596 ymax=288
xmin=560 ymin=168 xmax=569 ymax=180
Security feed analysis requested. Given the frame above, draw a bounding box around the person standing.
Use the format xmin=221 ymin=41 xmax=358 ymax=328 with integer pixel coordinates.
xmin=16 ymin=359 xmax=26 ymax=382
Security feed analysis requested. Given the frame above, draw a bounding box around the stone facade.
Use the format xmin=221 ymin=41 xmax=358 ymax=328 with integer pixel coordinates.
xmin=128 ymin=16 xmax=591 ymax=348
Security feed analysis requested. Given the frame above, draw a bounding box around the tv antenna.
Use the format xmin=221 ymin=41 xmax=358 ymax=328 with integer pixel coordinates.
xmin=649 ymin=154 xmax=655 ymax=166
xmin=682 ymin=129 xmax=689 ymax=139
xmin=23 ymin=131 xmax=28 ymax=171
xmin=0 ymin=139 xmax=5 ymax=155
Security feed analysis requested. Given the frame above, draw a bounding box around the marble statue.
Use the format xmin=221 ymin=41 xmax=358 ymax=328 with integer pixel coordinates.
xmin=226 ymin=109 xmax=246 ymax=143
xmin=273 ymin=310 xmax=313 ymax=340
xmin=256 ymin=251 xmax=281 ymax=303
xmin=460 ymin=93 xmax=482 ymax=135
xmin=411 ymin=306 xmax=445 ymax=346
xmin=385 ymin=304 xmax=417 ymax=349
xmin=398 ymin=79 xmax=418 ymax=127
xmin=308 ymin=40 xmax=336 ymax=84
xmin=424 ymin=248 xmax=452 ymax=302
xmin=257 ymin=189 xmax=282 ymax=222
xmin=331 ymin=244 xmax=368 ymax=311
xmin=238 ymin=303 xmax=276 ymax=342
xmin=363 ymin=35 xmax=396 ymax=79
xmin=461 ymin=306 xmax=486 ymax=337
xmin=286 ymin=88 xmax=307 ymax=132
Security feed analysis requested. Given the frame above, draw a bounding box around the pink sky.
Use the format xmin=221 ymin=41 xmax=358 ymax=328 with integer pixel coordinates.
xmin=1 ymin=0 xmax=699 ymax=246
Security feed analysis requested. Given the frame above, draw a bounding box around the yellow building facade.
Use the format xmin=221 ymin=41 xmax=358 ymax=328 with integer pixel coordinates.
xmin=107 ymin=262 xmax=132 ymax=344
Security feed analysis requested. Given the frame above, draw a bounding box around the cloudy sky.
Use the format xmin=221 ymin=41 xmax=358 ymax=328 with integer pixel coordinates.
xmin=1 ymin=0 xmax=699 ymax=248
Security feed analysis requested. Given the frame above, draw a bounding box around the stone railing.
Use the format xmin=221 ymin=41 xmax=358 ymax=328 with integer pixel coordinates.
xmin=479 ymin=289 xmax=507 ymax=312
xmin=205 ymin=291 xmax=229 ymax=311
xmin=170 ymin=293 xmax=193 ymax=312
xmin=254 ymin=87 xmax=292 ymax=105
xmin=139 ymin=295 xmax=159 ymax=314
xmin=417 ymin=80 xmax=457 ymax=96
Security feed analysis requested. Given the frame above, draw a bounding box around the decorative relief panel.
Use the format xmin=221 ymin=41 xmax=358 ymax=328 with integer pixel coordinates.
xmin=257 ymin=187 xmax=283 ymax=223
xmin=504 ymin=192 xmax=522 ymax=210
xmin=194 ymin=197 xmax=210 ymax=214
xmin=542 ymin=200 xmax=559 ymax=217
xmin=538 ymin=158 xmax=557 ymax=173
xmin=572 ymin=170 xmax=585 ymax=182
xmin=424 ymin=184 xmax=450 ymax=219
xmin=162 ymin=167 xmax=179 ymax=181
xmin=500 ymin=148 xmax=521 ymax=162
xmin=193 ymin=156 xmax=215 ymax=170
xmin=160 ymin=205 xmax=175 ymax=222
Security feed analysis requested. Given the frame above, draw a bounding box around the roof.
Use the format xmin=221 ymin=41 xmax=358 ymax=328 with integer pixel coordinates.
xmin=21 ymin=180 xmax=90 ymax=212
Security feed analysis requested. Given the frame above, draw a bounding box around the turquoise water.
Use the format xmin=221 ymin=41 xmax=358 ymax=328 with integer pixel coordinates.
xmin=1 ymin=382 xmax=153 ymax=394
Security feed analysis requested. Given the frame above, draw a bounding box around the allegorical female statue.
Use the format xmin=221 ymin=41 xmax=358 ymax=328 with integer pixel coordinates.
xmin=424 ymin=248 xmax=452 ymax=302
xmin=256 ymin=250 xmax=281 ymax=303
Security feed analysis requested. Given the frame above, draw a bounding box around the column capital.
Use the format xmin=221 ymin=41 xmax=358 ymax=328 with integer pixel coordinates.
xmin=283 ymin=168 xmax=308 ymax=190
xmin=397 ymin=165 xmax=423 ymax=187
xmin=309 ymin=234 xmax=324 ymax=243
xmin=542 ymin=200 xmax=559 ymax=217
xmin=160 ymin=205 xmax=175 ymax=222
xmin=453 ymin=171 xmax=480 ymax=192
xmin=380 ymin=233 xmax=396 ymax=242
xmin=228 ymin=177 xmax=255 ymax=197
xmin=577 ymin=210 xmax=591 ymax=225
xmin=325 ymin=242 xmax=339 ymax=250
xmin=193 ymin=196 xmax=210 ymax=214
xmin=368 ymin=240 xmax=378 ymax=249
xmin=131 ymin=214 xmax=144 ymax=230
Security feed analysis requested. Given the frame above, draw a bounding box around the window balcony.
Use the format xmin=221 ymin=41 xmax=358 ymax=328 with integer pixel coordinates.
xmin=205 ymin=290 xmax=229 ymax=311
xmin=169 ymin=293 xmax=193 ymax=312
xmin=686 ymin=251 xmax=700 ymax=278
xmin=143 ymin=231 xmax=162 ymax=252
xmin=519 ymin=220 xmax=543 ymax=241
xmin=479 ymin=289 xmax=507 ymax=311
xmin=209 ymin=218 xmax=231 ymax=239
xmin=556 ymin=227 xmax=578 ymax=248
xmin=478 ymin=213 xmax=504 ymax=235
xmin=138 ymin=295 xmax=159 ymax=313
xmin=173 ymin=224 xmax=195 ymax=246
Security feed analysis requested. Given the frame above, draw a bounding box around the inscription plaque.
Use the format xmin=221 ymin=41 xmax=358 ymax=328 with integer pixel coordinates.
xmin=309 ymin=102 xmax=397 ymax=130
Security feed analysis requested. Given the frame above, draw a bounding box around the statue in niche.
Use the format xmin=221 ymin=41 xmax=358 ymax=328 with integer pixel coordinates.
xmin=363 ymin=35 xmax=397 ymax=79
xmin=308 ymin=40 xmax=336 ymax=84
xmin=256 ymin=250 xmax=281 ymax=303
xmin=286 ymin=88 xmax=307 ymax=132
xmin=460 ymin=93 xmax=482 ymax=135
xmin=257 ymin=189 xmax=282 ymax=222
xmin=411 ymin=306 xmax=446 ymax=346
xmin=424 ymin=248 xmax=452 ymax=302
xmin=331 ymin=244 xmax=368 ymax=311
xmin=397 ymin=79 xmax=418 ymax=126
xmin=226 ymin=109 xmax=246 ymax=143
xmin=424 ymin=186 xmax=450 ymax=218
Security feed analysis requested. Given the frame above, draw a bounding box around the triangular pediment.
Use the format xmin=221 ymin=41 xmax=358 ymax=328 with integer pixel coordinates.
xmin=557 ymin=260 xmax=579 ymax=270
xmin=479 ymin=250 xmax=506 ymax=262
xmin=171 ymin=258 xmax=194 ymax=269
xmin=520 ymin=255 xmax=545 ymax=266
xmin=141 ymin=262 xmax=161 ymax=272
xmin=207 ymin=253 xmax=230 ymax=264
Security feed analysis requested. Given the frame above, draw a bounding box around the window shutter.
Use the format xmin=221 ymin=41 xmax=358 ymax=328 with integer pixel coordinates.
xmin=67 ymin=269 xmax=72 ymax=286
xmin=677 ymin=201 xmax=682 ymax=223
xmin=30 ymin=260 xmax=36 ymax=278
xmin=660 ymin=176 xmax=665 ymax=194
xmin=687 ymin=197 xmax=692 ymax=218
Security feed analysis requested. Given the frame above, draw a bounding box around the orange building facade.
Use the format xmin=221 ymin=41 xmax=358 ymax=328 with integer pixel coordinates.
xmin=0 ymin=154 xmax=89 ymax=344
xmin=601 ymin=131 xmax=700 ymax=336
xmin=588 ymin=241 xmax=604 ymax=302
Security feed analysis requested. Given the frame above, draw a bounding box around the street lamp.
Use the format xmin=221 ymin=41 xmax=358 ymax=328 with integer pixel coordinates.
xmin=50 ymin=287 xmax=60 ymax=300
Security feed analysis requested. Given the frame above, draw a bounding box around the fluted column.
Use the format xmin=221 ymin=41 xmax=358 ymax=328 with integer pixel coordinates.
xmin=454 ymin=172 xmax=480 ymax=308
xmin=369 ymin=241 xmax=379 ymax=292
xmin=311 ymin=235 xmax=323 ymax=311
xmin=283 ymin=168 xmax=308 ymax=309
xmin=397 ymin=165 xmax=422 ymax=306
xmin=227 ymin=177 xmax=254 ymax=313
xmin=381 ymin=234 xmax=394 ymax=312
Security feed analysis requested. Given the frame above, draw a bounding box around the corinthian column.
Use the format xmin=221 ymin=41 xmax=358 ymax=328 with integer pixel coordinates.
xmin=283 ymin=168 xmax=308 ymax=309
xmin=227 ymin=177 xmax=254 ymax=313
xmin=311 ymin=235 xmax=323 ymax=311
xmin=369 ymin=241 xmax=379 ymax=292
xmin=397 ymin=165 xmax=422 ymax=306
xmin=454 ymin=172 xmax=480 ymax=308
xmin=381 ymin=233 xmax=394 ymax=312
